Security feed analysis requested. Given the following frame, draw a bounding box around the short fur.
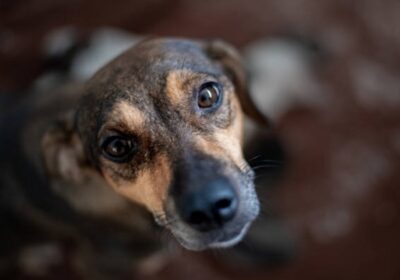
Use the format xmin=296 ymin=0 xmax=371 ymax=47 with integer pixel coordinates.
xmin=0 ymin=38 xmax=267 ymax=275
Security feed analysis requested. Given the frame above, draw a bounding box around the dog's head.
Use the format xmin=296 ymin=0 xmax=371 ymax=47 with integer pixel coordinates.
xmin=43 ymin=38 xmax=268 ymax=250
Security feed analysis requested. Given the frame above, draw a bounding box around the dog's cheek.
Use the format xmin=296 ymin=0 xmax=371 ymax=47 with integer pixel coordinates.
xmin=221 ymin=97 xmax=245 ymax=167
xmin=225 ymin=94 xmax=244 ymax=147
xmin=193 ymin=95 xmax=245 ymax=169
xmin=102 ymin=155 xmax=172 ymax=215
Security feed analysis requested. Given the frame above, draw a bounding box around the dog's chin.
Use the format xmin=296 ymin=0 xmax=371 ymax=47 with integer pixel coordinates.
xmin=208 ymin=222 xmax=251 ymax=248
xmin=162 ymin=178 xmax=260 ymax=251
xmin=172 ymin=222 xmax=252 ymax=251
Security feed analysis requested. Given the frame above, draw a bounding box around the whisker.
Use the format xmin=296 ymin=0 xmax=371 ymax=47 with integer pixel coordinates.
xmin=252 ymin=164 xmax=281 ymax=170
xmin=247 ymin=154 xmax=262 ymax=162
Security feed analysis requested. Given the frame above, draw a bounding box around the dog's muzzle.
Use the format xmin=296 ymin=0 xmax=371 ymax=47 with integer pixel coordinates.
xmin=164 ymin=153 xmax=259 ymax=250
xmin=176 ymin=178 xmax=238 ymax=232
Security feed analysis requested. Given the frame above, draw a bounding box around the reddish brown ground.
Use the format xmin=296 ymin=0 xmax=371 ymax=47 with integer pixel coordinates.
xmin=1 ymin=0 xmax=400 ymax=279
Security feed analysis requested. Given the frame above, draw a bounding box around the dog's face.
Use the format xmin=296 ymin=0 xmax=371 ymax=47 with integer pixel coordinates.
xmin=44 ymin=38 xmax=267 ymax=250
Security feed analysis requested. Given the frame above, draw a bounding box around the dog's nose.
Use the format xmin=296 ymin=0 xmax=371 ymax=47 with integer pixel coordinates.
xmin=179 ymin=179 xmax=238 ymax=232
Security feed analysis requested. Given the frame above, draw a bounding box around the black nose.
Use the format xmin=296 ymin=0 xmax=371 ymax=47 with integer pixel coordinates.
xmin=178 ymin=179 xmax=238 ymax=232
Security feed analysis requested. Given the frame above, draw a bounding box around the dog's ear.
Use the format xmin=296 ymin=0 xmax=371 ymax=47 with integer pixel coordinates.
xmin=41 ymin=111 xmax=89 ymax=184
xmin=203 ymin=40 xmax=269 ymax=126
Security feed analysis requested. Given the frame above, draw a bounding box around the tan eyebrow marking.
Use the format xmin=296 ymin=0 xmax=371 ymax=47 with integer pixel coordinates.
xmin=106 ymin=101 xmax=147 ymax=129
xmin=165 ymin=69 xmax=197 ymax=106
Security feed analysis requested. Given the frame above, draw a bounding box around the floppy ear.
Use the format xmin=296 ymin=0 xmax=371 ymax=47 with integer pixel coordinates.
xmin=203 ymin=40 xmax=269 ymax=126
xmin=41 ymin=111 xmax=89 ymax=184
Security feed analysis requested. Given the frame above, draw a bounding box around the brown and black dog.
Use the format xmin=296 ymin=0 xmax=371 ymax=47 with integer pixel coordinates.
xmin=0 ymin=38 xmax=268 ymax=275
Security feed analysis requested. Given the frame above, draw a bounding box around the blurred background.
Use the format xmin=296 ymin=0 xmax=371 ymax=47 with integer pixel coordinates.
xmin=1 ymin=0 xmax=400 ymax=279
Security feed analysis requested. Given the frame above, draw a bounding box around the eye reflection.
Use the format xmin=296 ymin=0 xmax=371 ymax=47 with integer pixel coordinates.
xmin=101 ymin=135 xmax=136 ymax=163
xmin=198 ymin=82 xmax=221 ymax=109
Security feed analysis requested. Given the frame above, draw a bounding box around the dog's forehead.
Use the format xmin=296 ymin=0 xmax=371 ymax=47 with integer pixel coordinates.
xmin=132 ymin=38 xmax=214 ymax=71
xmin=78 ymin=38 xmax=228 ymax=153
xmin=84 ymin=38 xmax=224 ymax=121
xmin=91 ymin=38 xmax=218 ymax=86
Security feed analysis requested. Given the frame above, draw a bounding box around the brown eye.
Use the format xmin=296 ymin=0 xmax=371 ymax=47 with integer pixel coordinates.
xmin=198 ymin=82 xmax=221 ymax=109
xmin=101 ymin=135 xmax=136 ymax=162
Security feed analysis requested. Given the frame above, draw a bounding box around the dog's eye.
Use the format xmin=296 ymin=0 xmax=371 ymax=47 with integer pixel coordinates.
xmin=198 ymin=82 xmax=221 ymax=109
xmin=101 ymin=135 xmax=136 ymax=162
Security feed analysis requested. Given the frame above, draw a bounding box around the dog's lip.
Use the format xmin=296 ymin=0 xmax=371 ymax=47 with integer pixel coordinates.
xmin=208 ymin=222 xmax=251 ymax=248
xmin=165 ymin=219 xmax=252 ymax=251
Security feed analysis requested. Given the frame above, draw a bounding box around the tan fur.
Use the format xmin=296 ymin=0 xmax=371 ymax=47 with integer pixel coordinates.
xmin=106 ymin=100 xmax=147 ymax=130
xmin=193 ymin=95 xmax=246 ymax=170
xmin=103 ymin=155 xmax=172 ymax=214
xmin=100 ymin=92 xmax=245 ymax=215
xmin=166 ymin=69 xmax=197 ymax=106
xmin=31 ymin=38 xmax=264 ymax=262
xmin=40 ymin=114 xmax=87 ymax=184
xmin=166 ymin=70 xmax=245 ymax=167
xmin=51 ymin=172 xmax=132 ymax=217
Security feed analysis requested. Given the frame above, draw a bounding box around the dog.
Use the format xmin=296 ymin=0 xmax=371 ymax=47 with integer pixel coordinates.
xmin=0 ymin=37 xmax=268 ymax=276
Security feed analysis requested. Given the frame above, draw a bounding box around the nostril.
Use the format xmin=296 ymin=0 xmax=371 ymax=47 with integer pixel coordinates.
xmin=178 ymin=179 xmax=238 ymax=231
xmin=214 ymin=198 xmax=232 ymax=209
xmin=189 ymin=211 xmax=209 ymax=225
xmin=213 ymin=196 xmax=237 ymax=224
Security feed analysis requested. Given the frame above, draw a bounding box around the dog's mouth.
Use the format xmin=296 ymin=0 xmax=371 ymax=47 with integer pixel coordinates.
xmin=159 ymin=168 xmax=260 ymax=251
xmin=166 ymin=218 xmax=254 ymax=251
xmin=158 ymin=198 xmax=258 ymax=251
xmin=208 ymin=222 xmax=251 ymax=248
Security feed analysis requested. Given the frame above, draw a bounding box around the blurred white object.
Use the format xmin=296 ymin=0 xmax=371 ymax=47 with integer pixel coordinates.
xmin=43 ymin=27 xmax=78 ymax=57
xmin=44 ymin=27 xmax=142 ymax=81
xmin=44 ymin=32 xmax=327 ymax=122
xmin=70 ymin=28 xmax=142 ymax=80
xmin=244 ymin=39 xmax=324 ymax=121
